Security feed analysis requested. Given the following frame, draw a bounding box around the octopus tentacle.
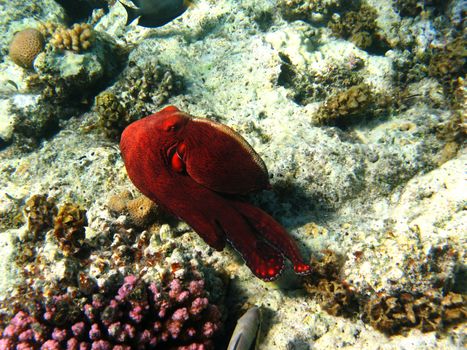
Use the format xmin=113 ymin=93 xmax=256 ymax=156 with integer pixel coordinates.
xmin=230 ymin=200 xmax=312 ymax=275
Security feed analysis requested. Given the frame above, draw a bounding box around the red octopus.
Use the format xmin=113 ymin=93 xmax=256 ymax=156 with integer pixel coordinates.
xmin=120 ymin=106 xmax=311 ymax=281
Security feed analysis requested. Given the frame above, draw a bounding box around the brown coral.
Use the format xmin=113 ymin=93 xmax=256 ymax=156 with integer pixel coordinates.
xmin=95 ymin=91 xmax=133 ymax=141
xmin=304 ymin=250 xmax=360 ymax=317
xmin=303 ymin=249 xmax=466 ymax=334
xmin=53 ymin=203 xmax=88 ymax=256
xmin=126 ymin=196 xmax=159 ymax=227
xmin=50 ymin=23 xmax=94 ymax=52
xmin=328 ymin=4 xmax=379 ymax=49
xmin=23 ymin=194 xmax=57 ymax=239
xmin=107 ymin=191 xmax=159 ymax=228
xmin=9 ymin=28 xmax=45 ymax=68
xmin=37 ymin=21 xmax=64 ymax=38
xmin=364 ymin=290 xmax=467 ymax=334
xmin=316 ymin=83 xmax=374 ymax=125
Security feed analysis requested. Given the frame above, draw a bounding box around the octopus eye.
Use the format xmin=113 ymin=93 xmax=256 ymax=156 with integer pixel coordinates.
xmin=162 ymin=120 xmax=180 ymax=132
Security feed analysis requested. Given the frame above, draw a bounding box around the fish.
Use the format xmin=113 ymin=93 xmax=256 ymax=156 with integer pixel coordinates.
xmin=227 ymin=306 xmax=261 ymax=350
xmin=119 ymin=0 xmax=191 ymax=28
xmin=120 ymin=106 xmax=312 ymax=281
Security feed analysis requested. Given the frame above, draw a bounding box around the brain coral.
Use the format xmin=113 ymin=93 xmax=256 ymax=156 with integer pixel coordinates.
xmin=9 ymin=28 xmax=45 ymax=68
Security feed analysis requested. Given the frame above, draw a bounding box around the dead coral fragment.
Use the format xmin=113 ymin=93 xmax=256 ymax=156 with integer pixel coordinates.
xmin=53 ymin=202 xmax=88 ymax=256
xmin=365 ymin=290 xmax=467 ymax=334
xmin=9 ymin=28 xmax=45 ymax=68
xmin=50 ymin=23 xmax=94 ymax=52
xmin=316 ymin=83 xmax=373 ymax=125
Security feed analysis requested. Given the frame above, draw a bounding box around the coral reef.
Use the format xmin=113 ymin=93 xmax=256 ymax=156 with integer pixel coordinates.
xmin=50 ymin=23 xmax=95 ymax=52
xmin=328 ymin=3 xmax=381 ymax=50
xmin=8 ymin=28 xmax=45 ymax=68
xmin=0 ymin=274 xmax=223 ymax=349
xmin=107 ymin=191 xmax=160 ymax=228
xmin=95 ymin=92 xmax=134 ymax=141
xmin=364 ymin=290 xmax=466 ymax=334
xmin=302 ymin=248 xmax=467 ymax=335
xmin=53 ymin=203 xmax=88 ymax=257
xmin=315 ymin=83 xmax=375 ymax=125
xmin=93 ymin=58 xmax=182 ymax=140
xmin=23 ymin=194 xmax=57 ymax=240
xmin=0 ymin=0 xmax=465 ymax=348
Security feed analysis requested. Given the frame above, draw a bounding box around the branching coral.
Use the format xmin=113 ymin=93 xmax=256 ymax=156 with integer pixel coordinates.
xmin=9 ymin=28 xmax=45 ymax=68
xmin=0 ymin=274 xmax=224 ymax=349
xmin=50 ymin=23 xmax=94 ymax=52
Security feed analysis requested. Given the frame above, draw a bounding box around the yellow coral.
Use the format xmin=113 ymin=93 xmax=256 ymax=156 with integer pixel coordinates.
xmin=9 ymin=28 xmax=45 ymax=68
xmin=37 ymin=21 xmax=64 ymax=38
xmin=50 ymin=23 xmax=94 ymax=52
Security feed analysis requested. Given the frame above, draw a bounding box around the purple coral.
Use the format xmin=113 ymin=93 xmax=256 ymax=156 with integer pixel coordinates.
xmin=0 ymin=275 xmax=223 ymax=350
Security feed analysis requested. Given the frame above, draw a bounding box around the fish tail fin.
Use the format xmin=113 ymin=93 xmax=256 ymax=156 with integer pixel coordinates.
xmin=119 ymin=0 xmax=140 ymax=25
xmin=184 ymin=0 xmax=196 ymax=9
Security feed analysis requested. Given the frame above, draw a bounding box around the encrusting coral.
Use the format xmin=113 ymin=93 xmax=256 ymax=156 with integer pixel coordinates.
xmin=8 ymin=28 xmax=45 ymax=68
xmin=0 ymin=274 xmax=223 ymax=349
xmin=107 ymin=191 xmax=160 ymax=228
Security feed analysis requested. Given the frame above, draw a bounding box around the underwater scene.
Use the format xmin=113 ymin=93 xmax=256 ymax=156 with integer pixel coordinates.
xmin=0 ymin=0 xmax=465 ymax=349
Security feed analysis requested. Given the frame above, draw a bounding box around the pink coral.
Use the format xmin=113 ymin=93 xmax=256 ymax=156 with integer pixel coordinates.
xmin=0 ymin=275 xmax=223 ymax=349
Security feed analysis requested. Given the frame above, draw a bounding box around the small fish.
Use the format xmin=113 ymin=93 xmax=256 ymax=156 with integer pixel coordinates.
xmin=227 ymin=306 xmax=261 ymax=350
xmin=6 ymin=80 xmax=19 ymax=91
xmin=120 ymin=0 xmax=191 ymax=28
